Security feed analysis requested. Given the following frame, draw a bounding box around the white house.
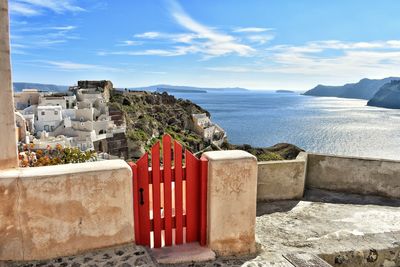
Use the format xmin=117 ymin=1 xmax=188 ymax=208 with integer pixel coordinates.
xmin=192 ymin=113 xmax=226 ymax=146
xmin=35 ymin=106 xmax=63 ymax=133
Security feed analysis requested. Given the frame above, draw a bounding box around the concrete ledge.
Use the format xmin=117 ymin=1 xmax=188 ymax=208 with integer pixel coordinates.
xmin=0 ymin=160 xmax=134 ymax=261
xmin=306 ymin=153 xmax=400 ymax=199
xmin=257 ymin=152 xmax=307 ymax=201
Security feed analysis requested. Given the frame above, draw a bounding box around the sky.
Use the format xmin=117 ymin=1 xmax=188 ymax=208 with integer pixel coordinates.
xmin=8 ymin=0 xmax=400 ymax=90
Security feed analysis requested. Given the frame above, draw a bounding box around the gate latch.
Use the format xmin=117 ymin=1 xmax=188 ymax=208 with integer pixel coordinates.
xmin=139 ymin=188 xmax=144 ymax=205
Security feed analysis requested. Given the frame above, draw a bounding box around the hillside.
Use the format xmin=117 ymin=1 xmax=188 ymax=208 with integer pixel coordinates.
xmin=13 ymin=82 xmax=69 ymax=92
xmin=367 ymin=80 xmax=400 ymax=109
xmin=304 ymin=77 xmax=400 ymax=100
xmin=109 ymin=90 xmax=302 ymax=161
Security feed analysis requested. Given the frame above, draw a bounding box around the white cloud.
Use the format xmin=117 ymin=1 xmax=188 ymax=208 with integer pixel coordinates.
xmin=9 ymin=2 xmax=40 ymax=16
xmin=121 ymin=1 xmax=256 ymax=58
xmin=118 ymin=40 xmax=143 ymax=46
xmin=98 ymin=48 xmax=190 ymax=57
xmin=10 ymin=0 xmax=84 ymax=16
xmin=246 ymin=34 xmax=275 ymax=45
xmin=10 ymin=22 xmax=79 ymax=53
xmin=133 ymin=32 xmax=197 ymax=44
xmin=169 ymin=1 xmax=254 ymax=57
xmin=41 ymin=60 xmax=120 ymax=72
xmin=233 ymin=27 xmax=273 ymax=33
xmin=134 ymin=32 xmax=161 ymax=39
xmin=207 ymin=40 xmax=400 ymax=82
xmin=49 ymin=26 xmax=76 ymax=31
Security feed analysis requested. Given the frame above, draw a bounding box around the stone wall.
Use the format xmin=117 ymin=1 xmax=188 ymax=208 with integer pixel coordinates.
xmin=306 ymin=154 xmax=400 ymax=199
xmin=257 ymin=152 xmax=307 ymax=201
xmin=203 ymin=150 xmax=258 ymax=256
xmin=0 ymin=160 xmax=134 ymax=261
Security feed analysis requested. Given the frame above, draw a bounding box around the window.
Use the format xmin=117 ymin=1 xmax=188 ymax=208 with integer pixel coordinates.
xmin=54 ymin=111 xmax=58 ymax=115
xmin=41 ymin=111 xmax=45 ymax=115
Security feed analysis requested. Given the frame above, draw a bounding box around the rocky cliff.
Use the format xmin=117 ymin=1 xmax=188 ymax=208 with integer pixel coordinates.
xmin=367 ymin=80 xmax=400 ymax=109
xmin=304 ymin=77 xmax=400 ymax=100
xmin=109 ymin=90 xmax=303 ymax=161
xmin=109 ymin=90 xmax=209 ymax=159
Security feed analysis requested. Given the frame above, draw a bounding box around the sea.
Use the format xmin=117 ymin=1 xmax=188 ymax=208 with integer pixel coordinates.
xmin=171 ymin=90 xmax=400 ymax=160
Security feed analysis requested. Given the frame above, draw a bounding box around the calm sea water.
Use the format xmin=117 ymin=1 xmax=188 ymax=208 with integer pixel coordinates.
xmin=172 ymin=91 xmax=400 ymax=160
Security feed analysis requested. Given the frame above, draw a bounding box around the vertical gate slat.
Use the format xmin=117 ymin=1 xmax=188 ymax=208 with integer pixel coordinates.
xmin=185 ymin=150 xmax=200 ymax=243
xmin=152 ymin=142 xmax=162 ymax=248
xmin=136 ymin=154 xmax=151 ymax=246
xmin=200 ymin=157 xmax=208 ymax=246
xmin=129 ymin=162 xmax=141 ymax=244
xmin=174 ymin=141 xmax=184 ymax=244
xmin=162 ymin=135 xmax=173 ymax=246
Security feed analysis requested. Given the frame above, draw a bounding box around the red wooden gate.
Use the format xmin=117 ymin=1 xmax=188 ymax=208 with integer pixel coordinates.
xmin=129 ymin=134 xmax=208 ymax=248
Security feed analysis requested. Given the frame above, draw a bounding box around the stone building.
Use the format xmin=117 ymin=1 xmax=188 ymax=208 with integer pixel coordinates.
xmin=14 ymin=89 xmax=41 ymax=110
xmin=192 ymin=113 xmax=226 ymax=146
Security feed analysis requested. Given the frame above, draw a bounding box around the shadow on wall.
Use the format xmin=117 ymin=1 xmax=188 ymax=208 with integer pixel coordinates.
xmin=256 ymin=200 xmax=300 ymax=216
xmin=304 ymin=188 xmax=400 ymax=207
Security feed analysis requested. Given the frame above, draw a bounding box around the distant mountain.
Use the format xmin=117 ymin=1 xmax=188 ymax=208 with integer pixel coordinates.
xmin=276 ymin=90 xmax=295 ymax=94
xmin=303 ymin=77 xmax=400 ymax=100
xmin=128 ymin=84 xmax=249 ymax=93
xmin=367 ymin=80 xmax=400 ymax=109
xmin=156 ymin=87 xmax=207 ymax=93
xmin=13 ymin=82 xmax=69 ymax=92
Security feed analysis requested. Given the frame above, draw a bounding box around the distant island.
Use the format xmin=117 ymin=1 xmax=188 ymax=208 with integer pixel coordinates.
xmin=129 ymin=84 xmax=249 ymax=93
xmin=303 ymin=77 xmax=400 ymax=100
xmin=13 ymin=82 xmax=68 ymax=92
xmin=156 ymin=87 xmax=207 ymax=93
xmin=276 ymin=90 xmax=295 ymax=94
xmin=303 ymin=77 xmax=400 ymax=109
xmin=367 ymin=80 xmax=400 ymax=109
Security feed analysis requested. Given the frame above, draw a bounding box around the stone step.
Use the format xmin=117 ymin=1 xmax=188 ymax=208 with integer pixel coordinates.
xmin=149 ymin=242 xmax=216 ymax=265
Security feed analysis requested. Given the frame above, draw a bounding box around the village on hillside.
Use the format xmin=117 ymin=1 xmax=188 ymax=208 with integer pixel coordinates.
xmin=13 ymin=80 xmax=226 ymax=162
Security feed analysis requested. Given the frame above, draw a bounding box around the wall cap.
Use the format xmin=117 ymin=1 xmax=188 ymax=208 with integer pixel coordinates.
xmin=308 ymin=153 xmax=400 ymax=163
xmin=202 ymin=150 xmax=256 ymax=161
xmin=0 ymin=159 xmax=130 ymax=180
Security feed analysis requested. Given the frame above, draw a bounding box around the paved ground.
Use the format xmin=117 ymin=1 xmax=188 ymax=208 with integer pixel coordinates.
xmin=3 ymin=189 xmax=400 ymax=267
xmin=1 ymin=245 xmax=156 ymax=267
xmin=255 ymin=189 xmax=400 ymax=266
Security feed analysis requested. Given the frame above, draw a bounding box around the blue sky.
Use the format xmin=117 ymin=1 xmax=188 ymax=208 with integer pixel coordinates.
xmin=9 ymin=0 xmax=400 ymax=90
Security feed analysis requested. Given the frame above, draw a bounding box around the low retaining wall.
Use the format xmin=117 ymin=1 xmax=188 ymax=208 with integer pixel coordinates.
xmin=0 ymin=160 xmax=134 ymax=261
xmin=306 ymin=154 xmax=400 ymax=199
xmin=257 ymin=152 xmax=307 ymax=201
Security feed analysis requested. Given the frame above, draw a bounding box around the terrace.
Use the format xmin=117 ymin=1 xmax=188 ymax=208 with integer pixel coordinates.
xmin=1 ymin=1 xmax=400 ymax=266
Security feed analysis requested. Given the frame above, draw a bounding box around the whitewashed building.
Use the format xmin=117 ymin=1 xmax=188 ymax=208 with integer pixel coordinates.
xmin=192 ymin=113 xmax=226 ymax=146
xmin=36 ymin=106 xmax=63 ymax=133
xmin=14 ymin=80 xmax=125 ymax=152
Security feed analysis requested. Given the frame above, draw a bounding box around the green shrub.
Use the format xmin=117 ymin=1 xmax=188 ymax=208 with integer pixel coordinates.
xmin=257 ymin=152 xmax=284 ymax=161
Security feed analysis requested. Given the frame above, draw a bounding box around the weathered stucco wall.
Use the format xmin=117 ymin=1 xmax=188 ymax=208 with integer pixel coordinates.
xmin=0 ymin=160 xmax=134 ymax=261
xmin=257 ymin=152 xmax=307 ymax=201
xmin=203 ymin=150 xmax=258 ymax=256
xmin=0 ymin=0 xmax=19 ymax=169
xmin=306 ymin=154 xmax=400 ymax=198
